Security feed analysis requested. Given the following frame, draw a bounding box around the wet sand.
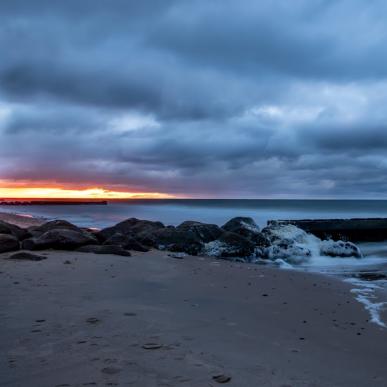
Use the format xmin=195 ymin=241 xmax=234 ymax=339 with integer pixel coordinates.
xmin=1 ymin=249 xmax=386 ymax=387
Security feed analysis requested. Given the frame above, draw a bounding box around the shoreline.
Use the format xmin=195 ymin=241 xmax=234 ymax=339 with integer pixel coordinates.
xmin=1 ymin=249 xmax=387 ymax=386
xmin=1 ymin=211 xmax=387 ymax=385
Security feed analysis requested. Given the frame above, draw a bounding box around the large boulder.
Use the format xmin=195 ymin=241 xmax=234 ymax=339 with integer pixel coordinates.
xmin=148 ymin=227 xmax=203 ymax=255
xmin=77 ymin=244 xmax=131 ymax=257
xmin=0 ymin=220 xmax=30 ymax=240
xmin=0 ymin=234 xmax=20 ymax=253
xmin=28 ymin=220 xmax=82 ymax=237
xmin=104 ymin=232 xmax=149 ymax=252
xmin=21 ymin=228 xmax=98 ymax=251
xmin=98 ymin=218 xmax=165 ymax=241
xmin=320 ymin=240 xmax=362 ymax=258
xmin=222 ymin=217 xmax=269 ymax=246
xmin=203 ymin=232 xmax=256 ymax=258
xmin=176 ymin=221 xmax=223 ymax=243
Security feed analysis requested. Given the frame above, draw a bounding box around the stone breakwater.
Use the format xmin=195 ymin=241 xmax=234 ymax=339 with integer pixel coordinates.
xmin=271 ymin=218 xmax=387 ymax=242
xmin=0 ymin=216 xmax=362 ymax=264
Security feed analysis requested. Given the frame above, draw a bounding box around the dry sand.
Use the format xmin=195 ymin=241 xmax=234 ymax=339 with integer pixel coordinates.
xmin=1 ymin=248 xmax=386 ymax=387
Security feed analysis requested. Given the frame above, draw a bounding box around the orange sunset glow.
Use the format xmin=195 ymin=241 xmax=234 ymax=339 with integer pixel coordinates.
xmin=0 ymin=187 xmax=175 ymax=199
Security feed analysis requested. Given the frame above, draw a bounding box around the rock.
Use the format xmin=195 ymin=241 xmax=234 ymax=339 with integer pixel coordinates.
xmin=0 ymin=220 xmax=30 ymax=240
xmin=176 ymin=221 xmax=223 ymax=242
xmin=8 ymin=252 xmax=46 ymax=261
xmin=265 ymin=243 xmax=312 ymax=264
xmin=76 ymin=244 xmax=131 ymax=256
xmin=149 ymin=227 xmax=204 ymax=255
xmin=320 ymin=240 xmax=362 ymax=258
xmin=98 ymin=218 xmax=165 ymax=241
xmin=261 ymin=223 xmax=316 ymax=264
xmin=142 ymin=343 xmax=162 ymax=350
xmin=86 ymin=317 xmax=100 ymax=324
xmin=355 ymin=272 xmax=387 ymax=281
xmin=21 ymin=228 xmax=98 ymax=250
xmin=0 ymin=234 xmax=20 ymax=253
xmin=212 ymin=374 xmax=231 ymax=383
xmin=28 ymin=220 xmax=82 ymax=237
xmin=223 ymin=216 xmax=257 ymax=234
xmin=223 ymin=217 xmax=269 ymax=246
xmin=269 ymin=218 xmax=387 ymax=242
xmin=168 ymin=252 xmax=186 ymax=259
xmin=203 ymin=232 xmax=255 ymax=258
xmin=104 ymin=233 xmax=149 ymax=252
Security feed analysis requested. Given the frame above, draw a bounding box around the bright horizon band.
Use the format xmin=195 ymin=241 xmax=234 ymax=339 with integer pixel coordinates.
xmin=0 ymin=187 xmax=175 ymax=199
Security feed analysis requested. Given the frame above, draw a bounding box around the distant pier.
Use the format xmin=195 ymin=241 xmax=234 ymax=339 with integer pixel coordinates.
xmin=0 ymin=200 xmax=108 ymax=206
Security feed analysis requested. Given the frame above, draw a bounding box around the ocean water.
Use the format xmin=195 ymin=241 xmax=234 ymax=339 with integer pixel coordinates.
xmin=3 ymin=199 xmax=387 ymax=229
xmin=1 ymin=199 xmax=387 ymax=326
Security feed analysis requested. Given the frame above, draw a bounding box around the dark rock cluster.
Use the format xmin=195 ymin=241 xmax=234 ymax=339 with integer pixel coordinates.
xmin=0 ymin=217 xmax=363 ymax=263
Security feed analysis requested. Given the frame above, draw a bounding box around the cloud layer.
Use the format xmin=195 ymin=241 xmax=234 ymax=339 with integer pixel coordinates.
xmin=1 ymin=0 xmax=387 ymax=197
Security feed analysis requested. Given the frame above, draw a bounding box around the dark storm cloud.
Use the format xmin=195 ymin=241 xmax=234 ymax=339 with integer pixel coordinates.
xmin=1 ymin=0 xmax=387 ymax=197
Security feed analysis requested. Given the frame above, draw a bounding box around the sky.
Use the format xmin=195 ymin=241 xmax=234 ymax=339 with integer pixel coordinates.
xmin=1 ymin=0 xmax=387 ymax=198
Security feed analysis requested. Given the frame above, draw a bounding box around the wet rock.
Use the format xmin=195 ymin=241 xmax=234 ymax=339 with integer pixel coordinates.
xmin=8 ymin=252 xmax=46 ymax=261
xmin=320 ymin=240 xmax=362 ymax=258
xmin=0 ymin=220 xmax=29 ymax=240
xmin=104 ymin=232 xmax=149 ymax=252
xmin=355 ymin=272 xmax=387 ymax=281
xmin=0 ymin=234 xmax=20 ymax=253
xmin=212 ymin=374 xmax=231 ymax=383
xmin=28 ymin=220 xmax=82 ymax=237
xmin=269 ymin=218 xmax=387 ymax=242
xmin=203 ymin=232 xmax=255 ymax=258
xmin=222 ymin=217 xmax=268 ymax=246
xmin=168 ymin=252 xmax=186 ymax=259
xmin=22 ymin=228 xmax=98 ymax=250
xmin=77 ymin=244 xmax=131 ymax=256
xmin=86 ymin=317 xmax=100 ymax=324
xmin=98 ymin=218 xmax=165 ymax=241
xmin=142 ymin=343 xmax=162 ymax=350
xmin=176 ymin=221 xmax=223 ymax=243
xmin=150 ymin=227 xmax=204 ymax=255
xmin=265 ymin=243 xmax=312 ymax=264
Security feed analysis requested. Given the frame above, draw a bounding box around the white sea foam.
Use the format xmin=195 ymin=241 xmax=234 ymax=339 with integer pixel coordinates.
xmin=344 ymin=278 xmax=387 ymax=328
xmin=264 ymin=224 xmax=361 ymax=264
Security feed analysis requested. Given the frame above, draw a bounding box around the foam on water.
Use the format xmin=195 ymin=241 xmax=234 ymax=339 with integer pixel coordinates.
xmin=344 ymin=278 xmax=387 ymax=328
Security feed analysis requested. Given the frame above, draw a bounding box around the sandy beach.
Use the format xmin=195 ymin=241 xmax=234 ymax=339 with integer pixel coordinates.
xmin=1 ymin=245 xmax=386 ymax=387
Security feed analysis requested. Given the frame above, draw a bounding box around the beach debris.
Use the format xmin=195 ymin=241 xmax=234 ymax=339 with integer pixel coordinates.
xmin=168 ymin=252 xmax=186 ymax=259
xmin=101 ymin=367 xmax=121 ymax=374
xmin=86 ymin=317 xmax=100 ymax=324
xmin=123 ymin=312 xmax=137 ymax=316
xmin=212 ymin=374 xmax=232 ymax=383
xmin=142 ymin=342 xmax=163 ymax=350
xmin=8 ymin=252 xmax=46 ymax=261
xmin=63 ymin=260 xmax=72 ymax=264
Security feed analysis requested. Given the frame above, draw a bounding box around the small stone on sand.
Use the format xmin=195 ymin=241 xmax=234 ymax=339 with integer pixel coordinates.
xmin=142 ymin=343 xmax=162 ymax=350
xmin=212 ymin=374 xmax=231 ymax=383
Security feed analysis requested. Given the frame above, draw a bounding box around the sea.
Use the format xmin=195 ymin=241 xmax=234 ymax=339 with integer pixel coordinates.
xmin=1 ymin=199 xmax=386 ymax=327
